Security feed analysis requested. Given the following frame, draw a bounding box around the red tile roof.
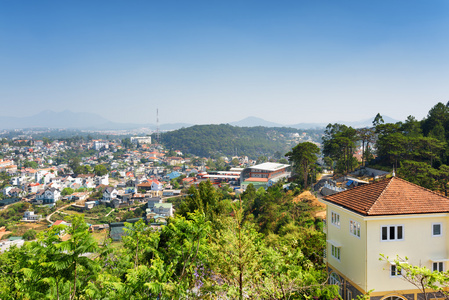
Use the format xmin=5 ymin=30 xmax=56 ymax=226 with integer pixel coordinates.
xmin=324 ymin=177 xmax=449 ymax=216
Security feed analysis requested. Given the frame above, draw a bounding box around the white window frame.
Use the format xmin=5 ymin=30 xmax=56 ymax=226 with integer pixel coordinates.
xmin=329 ymin=273 xmax=342 ymax=296
xmin=347 ymin=289 xmax=352 ymax=300
xmin=349 ymin=220 xmax=361 ymax=238
xmin=331 ymin=244 xmax=341 ymax=261
xmin=433 ymin=261 xmax=444 ymax=272
xmin=381 ymin=225 xmax=404 ymax=241
xmin=390 ymin=264 xmax=402 ymax=277
xmin=432 ymin=223 xmax=442 ymax=237
xmin=331 ymin=211 xmax=340 ymax=228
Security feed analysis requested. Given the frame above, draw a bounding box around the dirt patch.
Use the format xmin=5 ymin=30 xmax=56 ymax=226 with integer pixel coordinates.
xmin=292 ymin=191 xmax=326 ymax=218
xmin=0 ymin=230 xmax=12 ymax=240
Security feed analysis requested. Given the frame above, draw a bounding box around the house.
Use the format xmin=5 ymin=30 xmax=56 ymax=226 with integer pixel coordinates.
xmin=151 ymin=180 xmax=163 ymax=191
xmin=137 ymin=180 xmax=153 ymax=192
xmin=95 ymin=173 xmax=109 ymax=186
xmin=147 ymin=197 xmax=163 ymax=209
xmin=320 ymin=176 xmax=449 ymax=299
xmin=8 ymin=188 xmax=26 ymax=198
xmin=27 ymin=183 xmax=41 ymax=193
xmin=36 ymin=187 xmax=61 ymax=205
xmin=84 ymin=201 xmax=98 ymax=210
xmin=165 ymin=171 xmax=181 ymax=180
xmin=102 ymin=187 xmax=118 ymax=201
xmin=153 ymin=203 xmax=173 ymax=217
xmin=23 ymin=211 xmax=42 ymax=221
xmin=162 ymin=189 xmax=181 ymax=197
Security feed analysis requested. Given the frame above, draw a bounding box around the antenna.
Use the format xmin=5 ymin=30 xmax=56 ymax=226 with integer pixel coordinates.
xmin=156 ymin=108 xmax=160 ymax=144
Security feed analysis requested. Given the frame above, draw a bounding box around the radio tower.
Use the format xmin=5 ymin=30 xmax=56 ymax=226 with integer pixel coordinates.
xmin=156 ymin=108 xmax=161 ymax=144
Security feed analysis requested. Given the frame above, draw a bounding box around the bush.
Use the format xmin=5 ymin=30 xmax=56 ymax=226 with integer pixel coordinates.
xmin=22 ymin=229 xmax=37 ymax=240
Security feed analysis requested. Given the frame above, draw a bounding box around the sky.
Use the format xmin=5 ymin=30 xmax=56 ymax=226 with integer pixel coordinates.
xmin=1 ymin=0 xmax=449 ymax=126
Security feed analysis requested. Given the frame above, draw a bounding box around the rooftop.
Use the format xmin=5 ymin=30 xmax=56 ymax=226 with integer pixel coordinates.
xmin=324 ymin=177 xmax=449 ymax=216
xmin=249 ymin=162 xmax=290 ymax=172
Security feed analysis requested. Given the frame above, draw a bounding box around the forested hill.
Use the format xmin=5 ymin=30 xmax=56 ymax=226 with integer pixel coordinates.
xmin=159 ymin=124 xmax=323 ymax=159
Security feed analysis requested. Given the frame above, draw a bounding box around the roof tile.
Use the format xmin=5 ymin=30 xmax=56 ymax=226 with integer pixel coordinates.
xmin=324 ymin=177 xmax=449 ymax=216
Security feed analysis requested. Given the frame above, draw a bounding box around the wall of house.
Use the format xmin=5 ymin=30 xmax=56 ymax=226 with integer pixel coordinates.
xmin=366 ymin=213 xmax=449 ymax=294
xmin=326 ymin=203 xmax=367 ymax=293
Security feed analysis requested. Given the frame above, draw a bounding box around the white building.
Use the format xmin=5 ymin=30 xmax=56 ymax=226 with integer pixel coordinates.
xmin=93 ymin=140 xmax=108 ymax=151
xmin=23 ymin=211 xmax=42 ymax=221
xmin=130 ymin=136 xmax=152 ymax=145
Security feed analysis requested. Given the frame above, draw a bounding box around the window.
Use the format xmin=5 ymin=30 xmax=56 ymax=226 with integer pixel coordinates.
xmin=433 ymin=223 xmax=442 ymax=237
xmin=331 ymin=211 xmax=340 ymax=227
xmin=381 ymin=225 xmax=404 ymax=241
xmin=331 ymin=245 xmax=341 ymax=260
xmin=347 ymin=289 xmax=352 ymax=300
xmin=350 ymin=220 xmax=361 ymax=238
xmin=433 ymin=262 xmax=444 ymax=272
xmin=329 ymin=273 xmax=342 ymax=296
xmin=390 ymin=264 xmax=401 ymax=277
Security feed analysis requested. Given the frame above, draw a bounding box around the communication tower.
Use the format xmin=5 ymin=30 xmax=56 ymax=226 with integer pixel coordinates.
xmin=156 ymin=108 xmax=161 ymax=144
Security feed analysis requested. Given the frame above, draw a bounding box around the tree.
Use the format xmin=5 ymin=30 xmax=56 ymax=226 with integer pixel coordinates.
xmin=22 ymin=229 xmax=36 ymax=240
xmin=285 ymin=142 xmax=320 ymax=188
xmin=231 ymin=158 xmax=240 ymax=166
xmin=61 ymin=187 xmax=74 ymax=196
xmin=256 ymin=156 xmax=268 ymax=164
xmin=93 ymin=164 xmax=108 ymax=176
xmin=177 ymin=180 xmax=227 ymax=222
xmin=357 ymin=128 xmax=376 ymax=166
xmin=23 ymin=160 xmax=38 ymax=169
xmin=68 ymin=157 xmax=81 ymax=173
xmin=380 ymin=254 xmax=449 ymax=300
xmin=322 ymin=124 xmax=358 ymax=174
xmin=17 ymin=215 xmax=101 ymax=300
xmin=373 ymin=113 xmax=384 ymax=127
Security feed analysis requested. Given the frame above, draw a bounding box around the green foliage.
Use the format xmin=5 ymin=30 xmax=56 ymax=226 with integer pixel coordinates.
xmin=22 ymin=229 xmax=37 ymax=240
xmin=379 ymin=254 xmax=449 ymax=299
xmin=61 ymin=187 xmax=74 ymax=196
xmin=93 ymin=164 xmax=108 ymax=176
xmin=23 ymin=160 xmax=38 ymax=169
xmin=286 ymin=142 xmax=320 ymax=188
xmin=0 ymin=183 xmax=334 ymax=299
xmin=177 ymin=180 xmax=229 ymax=222
xmin=160 ymin=124 xmax=323 ymax=159
xmin=322 ymin=123 xmax=359 ymax=174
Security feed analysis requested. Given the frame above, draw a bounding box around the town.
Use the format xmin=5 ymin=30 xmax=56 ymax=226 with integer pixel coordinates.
xmin=2 ymin=103 xmax=449 ymax=299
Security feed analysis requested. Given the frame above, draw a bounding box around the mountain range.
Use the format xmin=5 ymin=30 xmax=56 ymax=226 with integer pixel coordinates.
xmin=0 ymin=110 xmax=399 ymax=131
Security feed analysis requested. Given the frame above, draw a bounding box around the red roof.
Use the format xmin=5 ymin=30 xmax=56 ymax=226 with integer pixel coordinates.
xmin=245 ymin=177 xmax=268 ymax=182
xmin=324 ymin=177 xmax=449 ymax=216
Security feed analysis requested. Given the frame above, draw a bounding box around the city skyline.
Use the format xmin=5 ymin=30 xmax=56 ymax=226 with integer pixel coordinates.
xmin=1 ymin=1 xmax=448 ymax=125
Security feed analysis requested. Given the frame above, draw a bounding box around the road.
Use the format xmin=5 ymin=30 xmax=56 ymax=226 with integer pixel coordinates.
xmin=46 ymin=203 xmax=72 ymax=224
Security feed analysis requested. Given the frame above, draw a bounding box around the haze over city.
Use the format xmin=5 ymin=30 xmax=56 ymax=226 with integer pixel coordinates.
xmin=1 ymin=0 xmax=448 ymax=125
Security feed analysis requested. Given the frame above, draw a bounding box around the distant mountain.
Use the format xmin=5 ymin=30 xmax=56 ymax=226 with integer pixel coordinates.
xmin=0 ymin=110 xmax=111 ymax=129
xmin=290 ymin=115 xmax=399 ymax=129
xmin=0 ymin=110 xmax=399 ymax=131
xmin=288 ymin=122 xmax=328 ymax=129
xmin=0 ymin=110 xmax=192 ymax=131
xmin=230 ymin=116 xmax=284 ymax=127
xmin=338 ymin=115 xmax=399 ymax=128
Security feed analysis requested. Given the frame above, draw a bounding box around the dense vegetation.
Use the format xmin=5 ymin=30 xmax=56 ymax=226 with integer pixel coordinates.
xmin=320 ymin=102 xmax=449 ymax=194
xmin=0 ymin=181 xmax=338 ymax=299
xmin=159 ymin=124 xmax=323 ymax=159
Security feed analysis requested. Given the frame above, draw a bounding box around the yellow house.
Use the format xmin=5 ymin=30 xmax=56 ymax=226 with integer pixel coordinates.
xmin=321 ymin=176 xmax=449 ymax=300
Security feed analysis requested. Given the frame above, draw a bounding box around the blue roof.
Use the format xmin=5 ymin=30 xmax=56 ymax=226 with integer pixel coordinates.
xmin=167 ymin=171 xmax=181 ymax=179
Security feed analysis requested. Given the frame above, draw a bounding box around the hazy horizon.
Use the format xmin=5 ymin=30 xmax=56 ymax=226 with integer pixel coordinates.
xmin=1 ymin=1 xmax=448 ymax=125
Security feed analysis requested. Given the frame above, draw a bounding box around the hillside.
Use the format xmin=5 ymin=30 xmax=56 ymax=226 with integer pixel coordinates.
xmin=159 ymin=124 xmax=323 ymax=159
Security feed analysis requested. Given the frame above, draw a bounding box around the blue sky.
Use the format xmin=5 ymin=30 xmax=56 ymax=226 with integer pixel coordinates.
xmin=1 ymin=0 xmax=448 ymax=125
